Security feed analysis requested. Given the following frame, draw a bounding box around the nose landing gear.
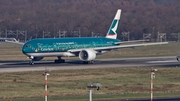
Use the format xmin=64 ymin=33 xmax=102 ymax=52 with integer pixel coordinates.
xmin=29 ymin=56 xmax=34 ymax=65
xmin=29 ymin=60 xmax=34 ymax=65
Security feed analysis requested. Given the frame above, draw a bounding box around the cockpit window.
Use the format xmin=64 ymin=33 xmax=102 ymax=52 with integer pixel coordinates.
xmin=25 ymin=44 xmax=32 ymax=48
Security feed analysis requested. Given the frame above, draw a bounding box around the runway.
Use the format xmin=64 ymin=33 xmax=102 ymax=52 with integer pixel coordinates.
xmin=97 ymin=97 xmax=180 ymax=101
xmin=0 ymin=56 xmax=179 ymax=72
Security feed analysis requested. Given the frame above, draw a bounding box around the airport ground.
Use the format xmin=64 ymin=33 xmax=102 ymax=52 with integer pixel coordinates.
xmin=0 ymin=42 xmax=180 ymax=101
xmin=1 ymin=57 xmax=180 ymax=101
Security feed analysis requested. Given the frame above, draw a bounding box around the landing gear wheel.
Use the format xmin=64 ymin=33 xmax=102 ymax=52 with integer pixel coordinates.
xmin=29 ymin=60 xmax=34 ymax=65
xmin=83 ymin=60 xmax=94 ymax=64
xmin=89 ymin=60 xmax=94 ymax=64
xmin=83 ymin=61 xmax=89 ymax=64
xmin=54 ymin=59 xmax=65 ymax=63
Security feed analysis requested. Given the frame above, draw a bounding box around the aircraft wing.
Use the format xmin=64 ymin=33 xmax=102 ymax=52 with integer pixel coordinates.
xmin=114 ymin=40 xmax=149 ymax=45
xmin=68 ymin=42 xmax=168 ymax=53
xmin=5 ymin=40 xmax=25 ymax=45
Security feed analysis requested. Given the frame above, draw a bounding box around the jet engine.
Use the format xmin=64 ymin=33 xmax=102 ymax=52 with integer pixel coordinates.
xmin=79 ymin=49 xmax=96 ymax=61
xmin=32 ymin=57 xmax=44 ymax=61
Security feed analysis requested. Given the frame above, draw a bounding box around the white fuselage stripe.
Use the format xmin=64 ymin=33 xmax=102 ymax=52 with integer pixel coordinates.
xmin=25 ymin=52 xmax=76 ymax=57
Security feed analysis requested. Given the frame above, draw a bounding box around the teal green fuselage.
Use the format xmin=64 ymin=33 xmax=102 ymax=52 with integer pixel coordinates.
xmin=22 ymin=37 xmax=121 ymax=55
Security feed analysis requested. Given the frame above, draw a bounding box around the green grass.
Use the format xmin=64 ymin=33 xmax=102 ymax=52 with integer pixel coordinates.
xmin=0 ymin=67 xmax=180 ymax=101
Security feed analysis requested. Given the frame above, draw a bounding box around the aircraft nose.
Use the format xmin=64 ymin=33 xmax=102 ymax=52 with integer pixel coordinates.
xmin=22 ymin=47 xmax=28 ymax=53
xmin=22 ymin=46 xmax=31 ymax=54
xmin=22 ymin=44 xmax=33 ymax=54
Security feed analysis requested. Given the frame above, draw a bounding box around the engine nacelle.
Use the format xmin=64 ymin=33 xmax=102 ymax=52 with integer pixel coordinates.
xmin=32 ymin=57 xmax=44 ymax=61
xmin=79 ymin=49 xmax=96 ymax=61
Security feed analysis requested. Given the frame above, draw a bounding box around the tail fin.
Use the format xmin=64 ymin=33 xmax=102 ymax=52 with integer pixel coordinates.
xmin=106 ymin=9 xmax=121 ymax=39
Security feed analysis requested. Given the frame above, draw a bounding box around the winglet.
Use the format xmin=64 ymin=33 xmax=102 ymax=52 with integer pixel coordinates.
xmin=5 ymin=40 xmax=25 ymax=45
xmin=106 ymin=9 xmax=121 ymax=39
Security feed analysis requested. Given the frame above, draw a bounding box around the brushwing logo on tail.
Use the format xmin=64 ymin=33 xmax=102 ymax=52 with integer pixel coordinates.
xmin=106 ymin=20 xmax=119 ymax=39
xmin=106 ymin=9 xmax=121 ymax=39
xmin=111 ymin=20 xmax=119 ymax=35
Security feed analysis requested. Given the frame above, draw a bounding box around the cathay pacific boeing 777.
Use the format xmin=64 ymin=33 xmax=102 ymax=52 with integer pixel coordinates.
xmin=6 ymin=9 xmax=168 ymax=65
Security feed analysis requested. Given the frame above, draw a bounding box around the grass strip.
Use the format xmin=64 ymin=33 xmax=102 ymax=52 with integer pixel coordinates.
xmin=0 ymin=67 xmax=180 ymax=100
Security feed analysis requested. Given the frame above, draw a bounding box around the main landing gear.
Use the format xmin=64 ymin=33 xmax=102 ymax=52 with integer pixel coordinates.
xmin=54 ymin=57 xmax=65 ymax=63
xmin=83 ymin=60 xmax=94 ymax=64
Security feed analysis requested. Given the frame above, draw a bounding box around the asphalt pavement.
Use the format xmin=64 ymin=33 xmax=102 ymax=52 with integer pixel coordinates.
xmin=96 ymin=98 xmax=180 ymax=101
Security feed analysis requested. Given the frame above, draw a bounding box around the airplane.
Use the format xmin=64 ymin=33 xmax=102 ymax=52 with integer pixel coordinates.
xmin=6 ymin=9 xmax=168 ymax=65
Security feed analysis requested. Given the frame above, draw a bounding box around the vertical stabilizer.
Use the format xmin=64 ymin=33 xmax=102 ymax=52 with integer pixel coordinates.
xmin=106 ymin=9 xmax=121 ymax=39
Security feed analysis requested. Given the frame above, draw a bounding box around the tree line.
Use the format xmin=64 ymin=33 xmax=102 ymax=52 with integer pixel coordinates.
xmin=0 ymin=0 xmax=180 ymax=41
